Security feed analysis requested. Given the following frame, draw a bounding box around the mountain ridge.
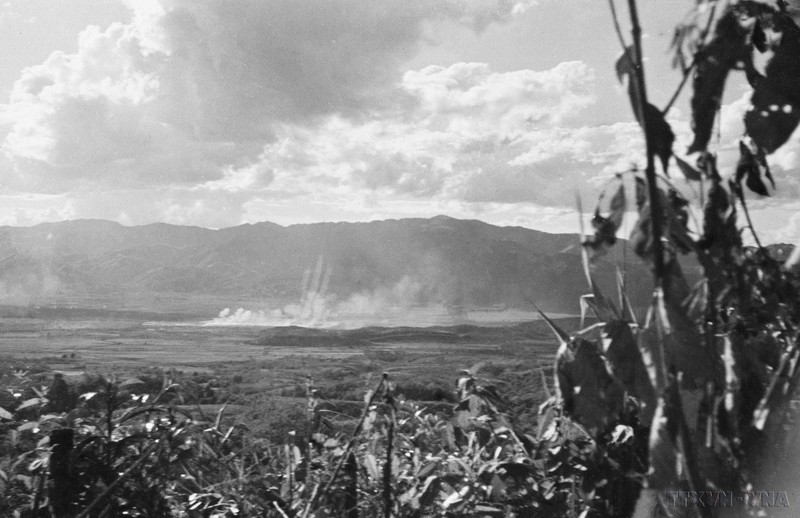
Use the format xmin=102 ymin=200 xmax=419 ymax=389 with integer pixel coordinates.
xmin=0 ymin=215 xmax=655 ymax=315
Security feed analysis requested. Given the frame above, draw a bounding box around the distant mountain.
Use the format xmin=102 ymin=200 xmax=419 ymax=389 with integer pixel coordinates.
xmin=0 ymin=216 xmax=663 ymax=315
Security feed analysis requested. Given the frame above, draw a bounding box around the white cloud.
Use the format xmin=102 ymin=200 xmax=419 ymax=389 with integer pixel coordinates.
xmin=4 ymin=0 xmax=796 ymax=244
xmin=232 ymin=60 xmax=641 ymax=211
xmin=0 ymin=0 xmax=543 ymax=196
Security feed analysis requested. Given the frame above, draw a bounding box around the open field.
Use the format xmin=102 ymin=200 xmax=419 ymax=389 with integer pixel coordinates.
xmin=0 ymin=304 xmax=576 ymax=439
xmin=0 ymin=304 xmax=571 ymax=372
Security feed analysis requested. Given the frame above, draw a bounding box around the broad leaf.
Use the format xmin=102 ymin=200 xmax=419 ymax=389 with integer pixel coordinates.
xmin=555 ymin=337 xmax=625 ymax=434
xmin=735 ymin=140 xmax=769 ymax=196
xmin=615 ymin=47 xmax=674 ymax=171
xmin=745 ymin=11 xmax=800 ymax=153
xmin=604 ymin=320 xmax=656 ymax=420
xmin=644 ymin=104 xmax=675 ymax=174
xmin=647 ymin=289 xmax=723 ymax=390
xmin=689 ymin=8 xmax=757 ymax=153
xmin=745 ymin=85 xmax=800 ymax=154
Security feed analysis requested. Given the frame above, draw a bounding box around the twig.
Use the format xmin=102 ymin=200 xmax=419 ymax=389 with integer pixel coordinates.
xmin=76 ymin=442 xmax=158 ymax=518
xmin=273 ymin=501 xmax=291 ymax=518
xmin=663 ymin=1 xmax=720 ymax=115
xmin=607 ymin=0 xmax=629 ymax=51
xmin=626 ymin=0 xmax=667 ymax=288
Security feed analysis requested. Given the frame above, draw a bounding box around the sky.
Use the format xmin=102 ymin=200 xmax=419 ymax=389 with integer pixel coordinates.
xmin=0 ymin=0 xmax=798 ymax=243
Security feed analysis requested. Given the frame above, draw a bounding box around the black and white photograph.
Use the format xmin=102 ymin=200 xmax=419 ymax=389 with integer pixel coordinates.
xmin=0 ymin=0 xmax=799 ymax=516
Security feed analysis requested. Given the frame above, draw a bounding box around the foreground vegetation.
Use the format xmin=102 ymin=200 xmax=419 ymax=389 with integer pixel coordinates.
xmin=0 ymin=354 xmax=652 ymax=517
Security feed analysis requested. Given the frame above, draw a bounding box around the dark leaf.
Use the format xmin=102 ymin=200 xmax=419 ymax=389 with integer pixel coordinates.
xmin=649 ymin=288 xmax=723 ymax=389
xmin=555 ymin=337 xmax=625 ymax=435
xmin=584 ymin=209 xmax=617 ymax=262
xmin=758 ymin=147 xmax=776 ymax=188
xmin=585 ymin=181 xmax=628 ymax=261
xmin=745 ymin=12 xmax=800 ymax=153
xmin=675 ymin=155 xmax=703 ymax=181
xmin=699 ymin=178 xmax=739 ymax=252
xmin=696 ymin=151 xmax=720 ymax=180
xmin=615 ymin=46 xmax=637 ymax=83
xmin=734 ymin=140 xmax=753 ymax=185
xmin=616 ymin=46 xmax=644 ymax=122
xmin=735 ymin=140 xmax=770 ymax=196
xmin=604 ymin=320 xmax=656 ymax=420
xmin=644 ymin=103 xmax=675 ymax=174
xmin=631 ymin=186 xmax=689 ymax=259
xmin=592 ymin=210 xmax=616 ymax=243
xmin=745 ymin=85 xmax=800 ymax=154
xmin=591 ymin=210 xmax=617 ymax=246
xmin=746 ymin=164 xmax=769 ymax=196
xmin=615 ymin=44 xmax=674 ymax=168
xmin=689 ymin=9 xmax=756 ymax=153
xmin=668 ymin=189 xmax=689 ymax=226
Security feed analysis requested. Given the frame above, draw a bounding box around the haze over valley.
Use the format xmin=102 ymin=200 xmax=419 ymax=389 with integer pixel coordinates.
xmin=0 ymin=215 xmax=660 ymax=327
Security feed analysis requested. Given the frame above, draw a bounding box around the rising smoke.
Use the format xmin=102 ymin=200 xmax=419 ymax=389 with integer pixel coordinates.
xmin=204 ymin=256 xmax=431 ymax=328
xmin=203 ymin=255 xmax=547 ymax=328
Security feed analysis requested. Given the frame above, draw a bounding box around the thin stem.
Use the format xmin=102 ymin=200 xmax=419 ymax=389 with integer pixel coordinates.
xmin=663 ymin=1 xmax=719 ymax=115
xmin=663 ymin=61 xmax=695 ymax=115
xmin=607 ymin=0 xmax=629 ymax=51
xmin=626 ymin=0 xmax=667 ymax=288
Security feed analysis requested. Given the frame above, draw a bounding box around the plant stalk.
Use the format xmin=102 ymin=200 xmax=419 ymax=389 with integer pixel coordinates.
xmin=626 ymin=0 xmax=667 ymax=289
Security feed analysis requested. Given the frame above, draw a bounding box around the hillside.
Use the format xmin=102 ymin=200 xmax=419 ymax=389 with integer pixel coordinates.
xmin=0 ymin=215 xmax=658 ymax=315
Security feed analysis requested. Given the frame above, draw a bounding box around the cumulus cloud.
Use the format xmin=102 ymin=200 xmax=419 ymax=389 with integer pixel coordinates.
xmin=13 ymin=0 xmax=800 ymax=246
xmin=0 ymin=0 xmax=539 ymax=194
xmin=228 ymin=59 xmax=644 ymax=210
